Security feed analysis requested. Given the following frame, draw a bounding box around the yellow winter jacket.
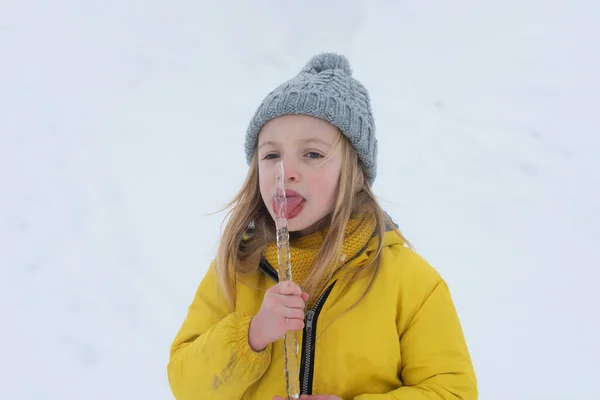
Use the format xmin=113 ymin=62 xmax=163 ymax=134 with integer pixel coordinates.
xmin=168 ymin=228 xmax=478 ymax=400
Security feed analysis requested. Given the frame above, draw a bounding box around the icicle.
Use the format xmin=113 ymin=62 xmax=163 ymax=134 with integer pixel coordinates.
xmin=274 ymin=161 xmax=300 ymax=400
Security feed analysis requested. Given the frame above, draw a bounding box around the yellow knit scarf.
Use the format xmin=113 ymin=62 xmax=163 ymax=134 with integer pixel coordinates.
xmin=263 ymin=212 xmax=377 ymax=304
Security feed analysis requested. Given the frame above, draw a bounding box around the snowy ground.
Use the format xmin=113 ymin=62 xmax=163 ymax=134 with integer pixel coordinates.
xmin=1 ymin=1 xmax=599 ymax=399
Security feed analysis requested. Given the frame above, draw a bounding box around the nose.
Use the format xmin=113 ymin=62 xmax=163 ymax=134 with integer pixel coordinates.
xmin=280 ymin=158 xmax=300 ymax=183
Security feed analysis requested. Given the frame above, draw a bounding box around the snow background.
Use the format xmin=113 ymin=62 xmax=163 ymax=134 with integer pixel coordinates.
xmin=1 ymin=0 xmax=599 ymax=399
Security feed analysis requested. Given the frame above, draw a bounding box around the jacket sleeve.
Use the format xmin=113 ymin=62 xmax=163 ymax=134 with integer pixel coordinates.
xmin=167 ymin=260 xmax=272 ymax=400
xmin=354 ymin=280 xmax=478 ymax=400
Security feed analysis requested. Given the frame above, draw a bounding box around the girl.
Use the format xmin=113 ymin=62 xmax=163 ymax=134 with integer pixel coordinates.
xmin=167 ymin=53 xmax=478 ymax=400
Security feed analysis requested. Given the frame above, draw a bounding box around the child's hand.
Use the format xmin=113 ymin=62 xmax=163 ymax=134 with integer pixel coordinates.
xmin=248 ymin=280 xmax=309 ymax=352
xmin=273 ymin=395 xmax=343 ymax=400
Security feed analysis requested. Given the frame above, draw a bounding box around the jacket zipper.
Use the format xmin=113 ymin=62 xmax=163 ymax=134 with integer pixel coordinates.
xmin=299 ymin=282 xmax=335 ymax=395
xmin=258 ymin=259 xmax=336 ymax=395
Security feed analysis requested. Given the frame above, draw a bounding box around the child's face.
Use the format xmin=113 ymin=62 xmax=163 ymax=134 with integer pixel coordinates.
xmin=257 ymin=114 xmax=343 ymax=236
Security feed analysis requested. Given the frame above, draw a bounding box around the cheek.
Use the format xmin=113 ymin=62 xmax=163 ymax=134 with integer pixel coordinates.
xmin=258 ymin=168 xmax=271 ymax=205
xmin=310 ymin=164 xmax=341 ymax=205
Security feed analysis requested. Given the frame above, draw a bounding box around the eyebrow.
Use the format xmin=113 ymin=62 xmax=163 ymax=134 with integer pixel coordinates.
xmin=258 ymin=137 xmax=332 ymax=149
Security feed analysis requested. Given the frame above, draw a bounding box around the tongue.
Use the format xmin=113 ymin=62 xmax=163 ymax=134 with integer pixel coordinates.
xmin=286 ymin=196 xmax=304 ymax=214
xmin=274 ymin=196 xmax=304 ymax=217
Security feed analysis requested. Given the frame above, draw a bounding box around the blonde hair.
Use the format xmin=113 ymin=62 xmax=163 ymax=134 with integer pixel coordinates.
xmin=215 ymin=132 xmax=411 ymax=310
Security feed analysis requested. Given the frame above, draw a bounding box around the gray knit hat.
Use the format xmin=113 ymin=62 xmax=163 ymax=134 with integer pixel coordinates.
xmin=245 ymin=52 xmax=378 ymax=185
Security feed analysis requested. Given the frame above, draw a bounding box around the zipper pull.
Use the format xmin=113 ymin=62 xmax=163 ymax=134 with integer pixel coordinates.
xmin=305 ymin=310 xmax=315 ymax=330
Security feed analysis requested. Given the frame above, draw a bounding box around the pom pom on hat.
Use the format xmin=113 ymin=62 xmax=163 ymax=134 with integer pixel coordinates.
xmin=301 ymin=52 xmax=353 ymax=76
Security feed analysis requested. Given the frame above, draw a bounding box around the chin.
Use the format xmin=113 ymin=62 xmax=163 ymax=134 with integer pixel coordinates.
xmin=288 ymin=215 xmax=326 ymax=236
xmin=287 ymin=219 xmax=311 ymax=232
xmin=267 ymin=208 xmax=324 ymax=236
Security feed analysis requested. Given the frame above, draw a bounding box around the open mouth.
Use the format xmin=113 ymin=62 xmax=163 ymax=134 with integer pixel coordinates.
xmin=285 ymin=196 xmax=305 ymax=219
xmin=272 ymin=190 xmax=306 ymax=219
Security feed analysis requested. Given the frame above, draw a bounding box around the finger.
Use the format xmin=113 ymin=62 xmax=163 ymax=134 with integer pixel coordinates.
xmin=301 ymin=292 xmax=310 ymax=302
xmin=279 ymin=294 xmax=306 ymax=309
xmin=288 ymin=308 xmax=306 ymax=320
xmin=277 ymin=280 xmax=302 ymax=296
xmin=286 ymin=317 xmax=305 ymax=331
xmin=277 ymin=304 xmax=305 ymax=320
xmin=272 ymin=397 xmax=285 ymax=400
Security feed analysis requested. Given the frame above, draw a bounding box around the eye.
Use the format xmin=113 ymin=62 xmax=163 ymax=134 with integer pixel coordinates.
xmin=305 ymin=151 xmax=323 ymax=159
xmin=262 ymin=153 xmax=279 ymax=160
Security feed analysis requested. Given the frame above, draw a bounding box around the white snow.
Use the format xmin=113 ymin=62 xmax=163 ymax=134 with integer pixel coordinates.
xmin=1 ymin=1 xmax=599 ymax=399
